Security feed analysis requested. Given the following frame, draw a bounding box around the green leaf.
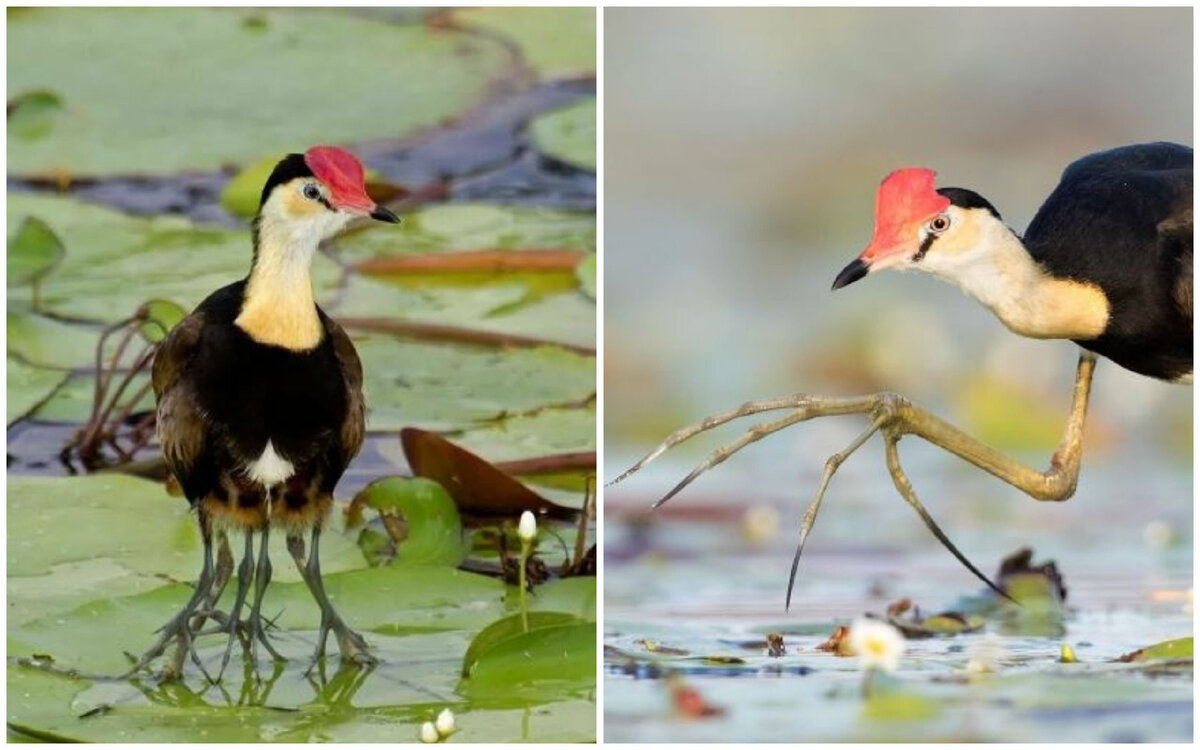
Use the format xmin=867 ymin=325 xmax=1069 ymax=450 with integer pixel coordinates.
xmin=218 ymin=153 xmax=286 ymax=218
xmin=333 ymin=203 xmax=595 ymax=267
xmin=136 ymin=299 xmax=187 ymax=344
xmin=8 ymin=8 xmax=513 ymax=176
xmin=349 ymin=477 xmax=468 ymax=566
xmin=7 ymin=216 xmax=64 ymax=287
xmin=461 ymin=611 xmax=593 ymax=683
xmin=8 ymin=311 xmax=102 ymax=370
xmin=531 ymin=98 xmax=597 ymax=171
xmin=8 ymin=89 xmax=63 ymax=141
xmin=6 ymin=356 xmax=68 ymax=425
xmin=1118 ymin=636 xmax=1193 ymax=663
xmin=450 ymin=7 xmax=595 ymax=79
xmin=357 ymin=338 xmax=595 ymax=432
xmin=575 ymin=253 xmax=596 ymax=300
xmin=8 ymin=193 xmax=341 ymax=325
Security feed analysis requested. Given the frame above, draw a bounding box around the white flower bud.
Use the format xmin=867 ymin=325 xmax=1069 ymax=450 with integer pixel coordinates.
xmin=420 ymin=721 xmax=439 ymax=743
xmin=518 ymin=511 xmax=537 ymax=543
xmin=435 ymin=708 xmax=456 ymax=737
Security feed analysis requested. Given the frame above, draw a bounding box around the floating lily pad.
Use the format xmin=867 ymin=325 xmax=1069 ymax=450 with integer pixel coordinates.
xmin=450 ymin=7 xmax=596 ymax=79
xmin=8 ymin=90 xmax=64 ymax=142
xmin=7 ymin=356 xmax=68 ymax=425
xmin=531 ymin=98 xmax=597 ymax=171
xmin=1118 ymin=637 xmax=1193 ymax=663
xmin=7 ymin=312 xmax=102 ymax=371
xmin=8 ymin=193 xmax=342 ymax=324
xmin=7 ymin=474 xmax=367 ymax=626
xmin=347 ymin=476 xmax=469 ymax=566
xmin=356 ymin=336 xmax=594 ymax=432
xmin=136 ymin=299 xmax=187 ymax=344
xmin=8 ymin=215 xmax=64 ymax=288
xmin=461 ymin=611 xmax=594 ymax=690
xmin=8 ymin=8 xmax=513 ymax=176
xmin=333 ymin=203 xmax=595 ymax=267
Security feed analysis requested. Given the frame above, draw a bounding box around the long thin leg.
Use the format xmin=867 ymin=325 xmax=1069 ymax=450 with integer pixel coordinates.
xmin=122 ymin=535 xmax=215 ymax=681
xmin=288 ymin=529 xmax=375 ymax=671
xmin=784 ymin=416 xmax=885 ymax=609
xmin=248 ymin=525 xmax=285 ymax=666
xmin=612 ymin=351 xmax=1098 ymax=604
xmin=214 ymin=532 xmax=255 ymax=682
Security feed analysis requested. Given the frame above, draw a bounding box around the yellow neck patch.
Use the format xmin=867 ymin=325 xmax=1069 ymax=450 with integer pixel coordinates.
xmin=235 ymin=236 xmax=322 ymax=351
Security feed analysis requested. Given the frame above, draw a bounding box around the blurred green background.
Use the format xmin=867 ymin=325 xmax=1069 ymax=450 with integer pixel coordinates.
xmin=604 ymin=8 xmax=1191 ymax=742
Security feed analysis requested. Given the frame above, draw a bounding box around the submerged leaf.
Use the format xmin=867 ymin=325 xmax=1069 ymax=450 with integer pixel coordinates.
xmin=8 ymin=89 xmax=63 ymax=141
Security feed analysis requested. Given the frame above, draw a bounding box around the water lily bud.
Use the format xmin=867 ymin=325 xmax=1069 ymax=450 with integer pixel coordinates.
xmin=518 ymin=511 xmax=537 ymax=543
xmin=435 ymin=708 xmax=456 ymax=737
xmin=420 ymin=721 xmax=439 ymax=743
xmin=1059 ymin=643 xmax=1078 ymax=663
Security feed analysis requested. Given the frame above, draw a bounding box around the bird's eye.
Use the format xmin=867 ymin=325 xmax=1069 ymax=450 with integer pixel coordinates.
xmin=303 ymin=184 xmax=321 ymax=201
xmin=929 ymin=214 xmax=951 ymax=233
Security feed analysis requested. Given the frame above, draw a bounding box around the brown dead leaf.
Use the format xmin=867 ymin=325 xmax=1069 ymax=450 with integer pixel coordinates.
xmin=400 ymin=427 xmax=578 ymax=518
xmin=816 ymin=625 xmax=855 ymax=656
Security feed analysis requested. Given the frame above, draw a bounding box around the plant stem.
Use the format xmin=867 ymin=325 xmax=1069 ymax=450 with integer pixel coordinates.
xmin=518 ymin=539 xmax=530 ymax=633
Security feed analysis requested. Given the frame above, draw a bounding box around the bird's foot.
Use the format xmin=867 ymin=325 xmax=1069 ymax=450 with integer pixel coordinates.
xmin=335 ymin=625 xmax=377 ymax=667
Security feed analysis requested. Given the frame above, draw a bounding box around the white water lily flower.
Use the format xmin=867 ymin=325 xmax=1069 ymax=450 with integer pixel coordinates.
xmin=419 ymin=721 xmax=440 ymax=743
xmin=848 ymin=618 xmax=906 ymax=672
xmin=435 ymin=708 xmax=456 ymax=737
xmin=518 ymin=510 xmax=537 ymax=543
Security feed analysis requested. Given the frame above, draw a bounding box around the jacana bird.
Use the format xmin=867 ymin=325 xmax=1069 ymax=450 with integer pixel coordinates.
xmin=612 ymin=141 xmax=1192 ymax=607
xmin=129 ymin=146 xmax=400 ymax=680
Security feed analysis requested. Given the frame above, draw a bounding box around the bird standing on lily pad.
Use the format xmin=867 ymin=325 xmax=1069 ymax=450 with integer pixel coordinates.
xmin=128 ymin=146 xmax=400 ymax=681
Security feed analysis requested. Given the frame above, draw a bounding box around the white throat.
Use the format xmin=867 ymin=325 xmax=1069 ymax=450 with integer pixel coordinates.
xmin=921 ymin=219 xmax=1109 ymax=340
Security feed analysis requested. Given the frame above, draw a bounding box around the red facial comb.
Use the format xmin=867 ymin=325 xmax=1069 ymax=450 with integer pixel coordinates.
xmin=304 ymin=146 xmax=374 ymax=212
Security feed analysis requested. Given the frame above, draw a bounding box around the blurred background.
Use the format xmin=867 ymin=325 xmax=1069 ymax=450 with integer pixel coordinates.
xmin=604 ymin=8 xmax=1191 ymax=742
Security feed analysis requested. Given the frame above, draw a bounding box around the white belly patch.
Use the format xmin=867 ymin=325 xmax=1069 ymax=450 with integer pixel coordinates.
xmin=245 ymin=440 xmax=295 ymax=487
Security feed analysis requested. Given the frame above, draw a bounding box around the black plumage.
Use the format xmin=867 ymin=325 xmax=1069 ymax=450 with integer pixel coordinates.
xmin=1022 ymin=142 xmax=1192 ymax=381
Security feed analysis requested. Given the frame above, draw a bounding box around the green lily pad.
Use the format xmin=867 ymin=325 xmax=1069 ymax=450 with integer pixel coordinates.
xmin=461 ymin=611 xmax=594 ymax=686
xmin=8 ymin=8 xmax=513 ymax=176
xmin=6 ymin=474 xmax=367 ymax=627
xmin=531 ymin=98 xmax=597 ymax=171
xmin=575 ymin=253 xmax=597 ymax=300
xmin=8 ymin=311 xmax=102 ymax=370
xmin=26 ymin=371 xmax=154 ymax=424
xmin=8 ymin=193 xmax=342 ymax=325
xmin=8 ymin=215 xmax=64 ymax=288
xmin=450 ymin=7 xmax=596 ymax=79
xmin=218 ymin=153 xmax=286 ymax=219
xmin=348 ymin=477 xmax=469 ymax=566
xmin=1118 ymin=637 xmax=1193 ymax=663
xmin=8 ymin=90 xmax=64 ymax=142
xmin=446 ymin=404 xmax=597 ymax=461
xmin=136 ymin=299 xmax=187 ymax=344
xmin=332 ymin=203 xmax=595 ymax=267
xmin=356 ymin=337 xmax=595 ymax=432
xmin=7 ymin=356 xmax=68 ymax=425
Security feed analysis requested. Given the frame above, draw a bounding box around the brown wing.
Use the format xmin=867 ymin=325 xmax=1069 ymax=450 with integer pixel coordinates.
xmin=325 ymin=315 xmax=365 ymax=470
xmin=1159 ymin=208 xmax=1192 ymax=326
xmin=152 ymin=310 xmax=209 ymax=495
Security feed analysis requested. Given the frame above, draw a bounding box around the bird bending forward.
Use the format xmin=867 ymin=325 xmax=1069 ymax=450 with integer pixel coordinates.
xmin=130 ymin=146 xmax=400 ymax=681
xmin=611 ymin=142 xmax=1192 ymax=607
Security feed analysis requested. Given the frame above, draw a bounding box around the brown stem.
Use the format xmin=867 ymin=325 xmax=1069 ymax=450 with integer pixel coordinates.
xmin=338 ymin=317 xmax=595 ymax=356
xmin=355 ymin=249 xmax=587 ymax=275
